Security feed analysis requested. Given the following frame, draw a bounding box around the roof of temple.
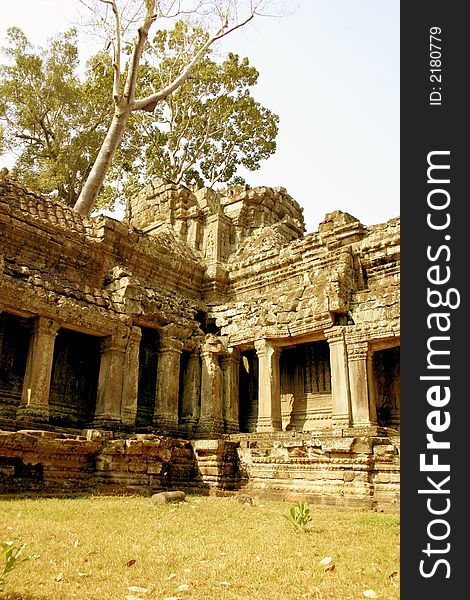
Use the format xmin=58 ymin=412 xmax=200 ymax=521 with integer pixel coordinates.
xmin=0 ymin=169 xmax=94 ymax=236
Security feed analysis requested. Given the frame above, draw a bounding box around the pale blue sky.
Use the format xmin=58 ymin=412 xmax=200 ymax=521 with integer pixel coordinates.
xmin=1 ymin=0 xmax=399 ymax=232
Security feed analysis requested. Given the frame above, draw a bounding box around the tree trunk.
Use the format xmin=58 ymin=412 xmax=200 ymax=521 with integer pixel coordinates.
xmin=73 ymin=108 xmax=130 ymax=216
xmin=71 ymin=7 xmax=255 ymax=217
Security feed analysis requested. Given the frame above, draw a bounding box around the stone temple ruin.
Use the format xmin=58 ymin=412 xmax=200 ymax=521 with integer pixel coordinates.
xmin=0 ymin=172 xmax=400 ymax=508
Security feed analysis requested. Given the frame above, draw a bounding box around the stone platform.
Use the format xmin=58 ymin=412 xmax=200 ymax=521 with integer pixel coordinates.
xmin=0 ymin=428 xmax=399 ymax=510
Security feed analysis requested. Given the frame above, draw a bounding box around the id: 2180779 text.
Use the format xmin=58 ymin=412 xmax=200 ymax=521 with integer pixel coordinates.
xmin=429 ymin=26 xmax=442 ymax=107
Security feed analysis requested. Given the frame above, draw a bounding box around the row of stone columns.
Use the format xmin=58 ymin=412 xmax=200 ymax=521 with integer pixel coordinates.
xmin=144 ymin=331 xmax=241 ymax=437
xmin=14 ymin=316 xmax=144 ymax=428
xmin=7 ymin=312 xmax=379 ymax=434
xmin=190 ymin=337 xmax=240 ymax=437
xmin=248 ymin=331 xmax=378 ymax=432
xmin=9 ymin=314 xmax=242 ymax=436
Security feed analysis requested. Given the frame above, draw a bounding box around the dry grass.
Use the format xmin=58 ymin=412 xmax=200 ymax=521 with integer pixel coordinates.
xmin=0 ymin=495 xmax=399 ymax=600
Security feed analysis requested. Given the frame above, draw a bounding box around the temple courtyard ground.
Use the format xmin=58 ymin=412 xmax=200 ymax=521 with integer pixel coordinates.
xmin=1 ymin=495 xmax=399 ymax=599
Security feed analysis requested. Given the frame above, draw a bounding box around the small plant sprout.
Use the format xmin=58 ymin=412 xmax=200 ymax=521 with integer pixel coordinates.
xmin=285 ymin=500 xmax=313 ymax=532
xmin=0 ymin=541 xmax=32 ymax=588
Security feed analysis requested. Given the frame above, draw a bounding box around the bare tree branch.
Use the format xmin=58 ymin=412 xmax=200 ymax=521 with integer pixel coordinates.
xmin=73 ymin=0 xmax=271 ymax=215
xmin=100 ymin=0 xmax=123 ymax=103
xmin=132 ymin=12 xmax=254 ymax=112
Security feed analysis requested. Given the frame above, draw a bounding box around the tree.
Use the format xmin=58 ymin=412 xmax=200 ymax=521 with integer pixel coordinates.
xmin=0 ymin=28 xmax=120 ymax=206
xmin=131 ymin=21 xmax=279 ymax=188
xmin=72 ymin=0 xmax=270 ymax=216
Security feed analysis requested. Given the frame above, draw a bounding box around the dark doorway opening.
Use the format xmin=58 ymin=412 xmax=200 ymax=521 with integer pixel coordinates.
xmin=0 ymin=313 xmax=32 ymax=418
xmin=136 ymin=327 xmax=159 ymax=428
xmin=239 ymin=350 xmax=258 ymax=432
xmin=374 ymin=346 xmax=400 ymax=428
xmin=49 ymin=328 xmax=101 ymax=428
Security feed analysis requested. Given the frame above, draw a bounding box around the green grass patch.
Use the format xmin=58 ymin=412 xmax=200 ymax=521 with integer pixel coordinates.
xmin=0 ymin=495 xmax=399 ymax=599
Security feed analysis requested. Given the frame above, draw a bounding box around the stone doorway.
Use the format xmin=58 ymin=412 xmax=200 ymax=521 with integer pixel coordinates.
xmin=373 ymin=346 xmax=400 ymax=429
xmin=136 ymin=327 xmax=159 ymax=428
xmin=49 ymin=328 xmax=101 ymax=428
xmin=280 ymin=340 xmax=332 ymax=431
xmin=239 ymin=350 xmax=258 ymax=432
xmin=0 ymin=313 xmax=32 ymax=419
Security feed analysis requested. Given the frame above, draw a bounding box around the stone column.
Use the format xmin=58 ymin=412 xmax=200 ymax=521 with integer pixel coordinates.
xmin=347 ymin=341 xmax=377 ymax=427
xmin=180 ymin=348 xmax=202 ymax=436
xmin=17 ymin=317 xmax=59 ymax=422
xmin=94 ymin=333 xmax=127 ymax=427
xmin=197 ymin=335 xmax=225 ymax=437
xmin=220 ymin=347 xmax=240 ymax=434
xmin=153 ymin=335 xmax=183 ymax=434
xmin=254 ymin=339 xmax=282 ymax=432
xmin=121 ymin=327 xmax=142 ymax=428
xmin=326 ymin=330 xmax=352 ymax=429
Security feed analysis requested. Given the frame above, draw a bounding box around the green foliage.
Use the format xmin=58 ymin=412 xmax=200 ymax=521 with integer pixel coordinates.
xmin=0 ymin=540 xmax=31 ymax=588
xmin=1 ymin=21 xmax=278 ymax=210
xmin=0 ymin=27 xmax=130 ymax=208
xmin=126 ymin=21 xmax=279 ymax=190
xmin=285 ymin=501 xmax=313 ymax=532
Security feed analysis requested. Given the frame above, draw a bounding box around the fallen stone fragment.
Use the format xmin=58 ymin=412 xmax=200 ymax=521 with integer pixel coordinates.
xmin=151 ymin=491 xmax=186 ymax=504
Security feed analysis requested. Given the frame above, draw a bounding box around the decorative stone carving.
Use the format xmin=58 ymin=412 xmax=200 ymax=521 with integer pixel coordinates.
xmin=327 ymin=249 xmax=355 ymax=319
xmin=197 ymin=334 xmax=225 ymax=437
xmin=0 ymin=172 xmax=401 ymax=507
xmin=121 ymin=326 xmax=143 ymax=427
xmin=0 ymin=174 xmax=400 ymax=435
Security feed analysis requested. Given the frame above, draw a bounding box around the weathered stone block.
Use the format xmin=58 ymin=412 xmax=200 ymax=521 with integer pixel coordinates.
xmin=151 ymin=491 xmax=187 ymax=504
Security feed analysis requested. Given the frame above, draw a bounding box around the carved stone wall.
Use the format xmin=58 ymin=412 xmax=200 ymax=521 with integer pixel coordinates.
xmin=0 ymin=171 xmax=400 ymax=505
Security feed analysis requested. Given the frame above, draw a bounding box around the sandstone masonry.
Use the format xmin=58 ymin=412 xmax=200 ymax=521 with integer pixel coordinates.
xmin=0 ymin=173 xmax=399 ymax=508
